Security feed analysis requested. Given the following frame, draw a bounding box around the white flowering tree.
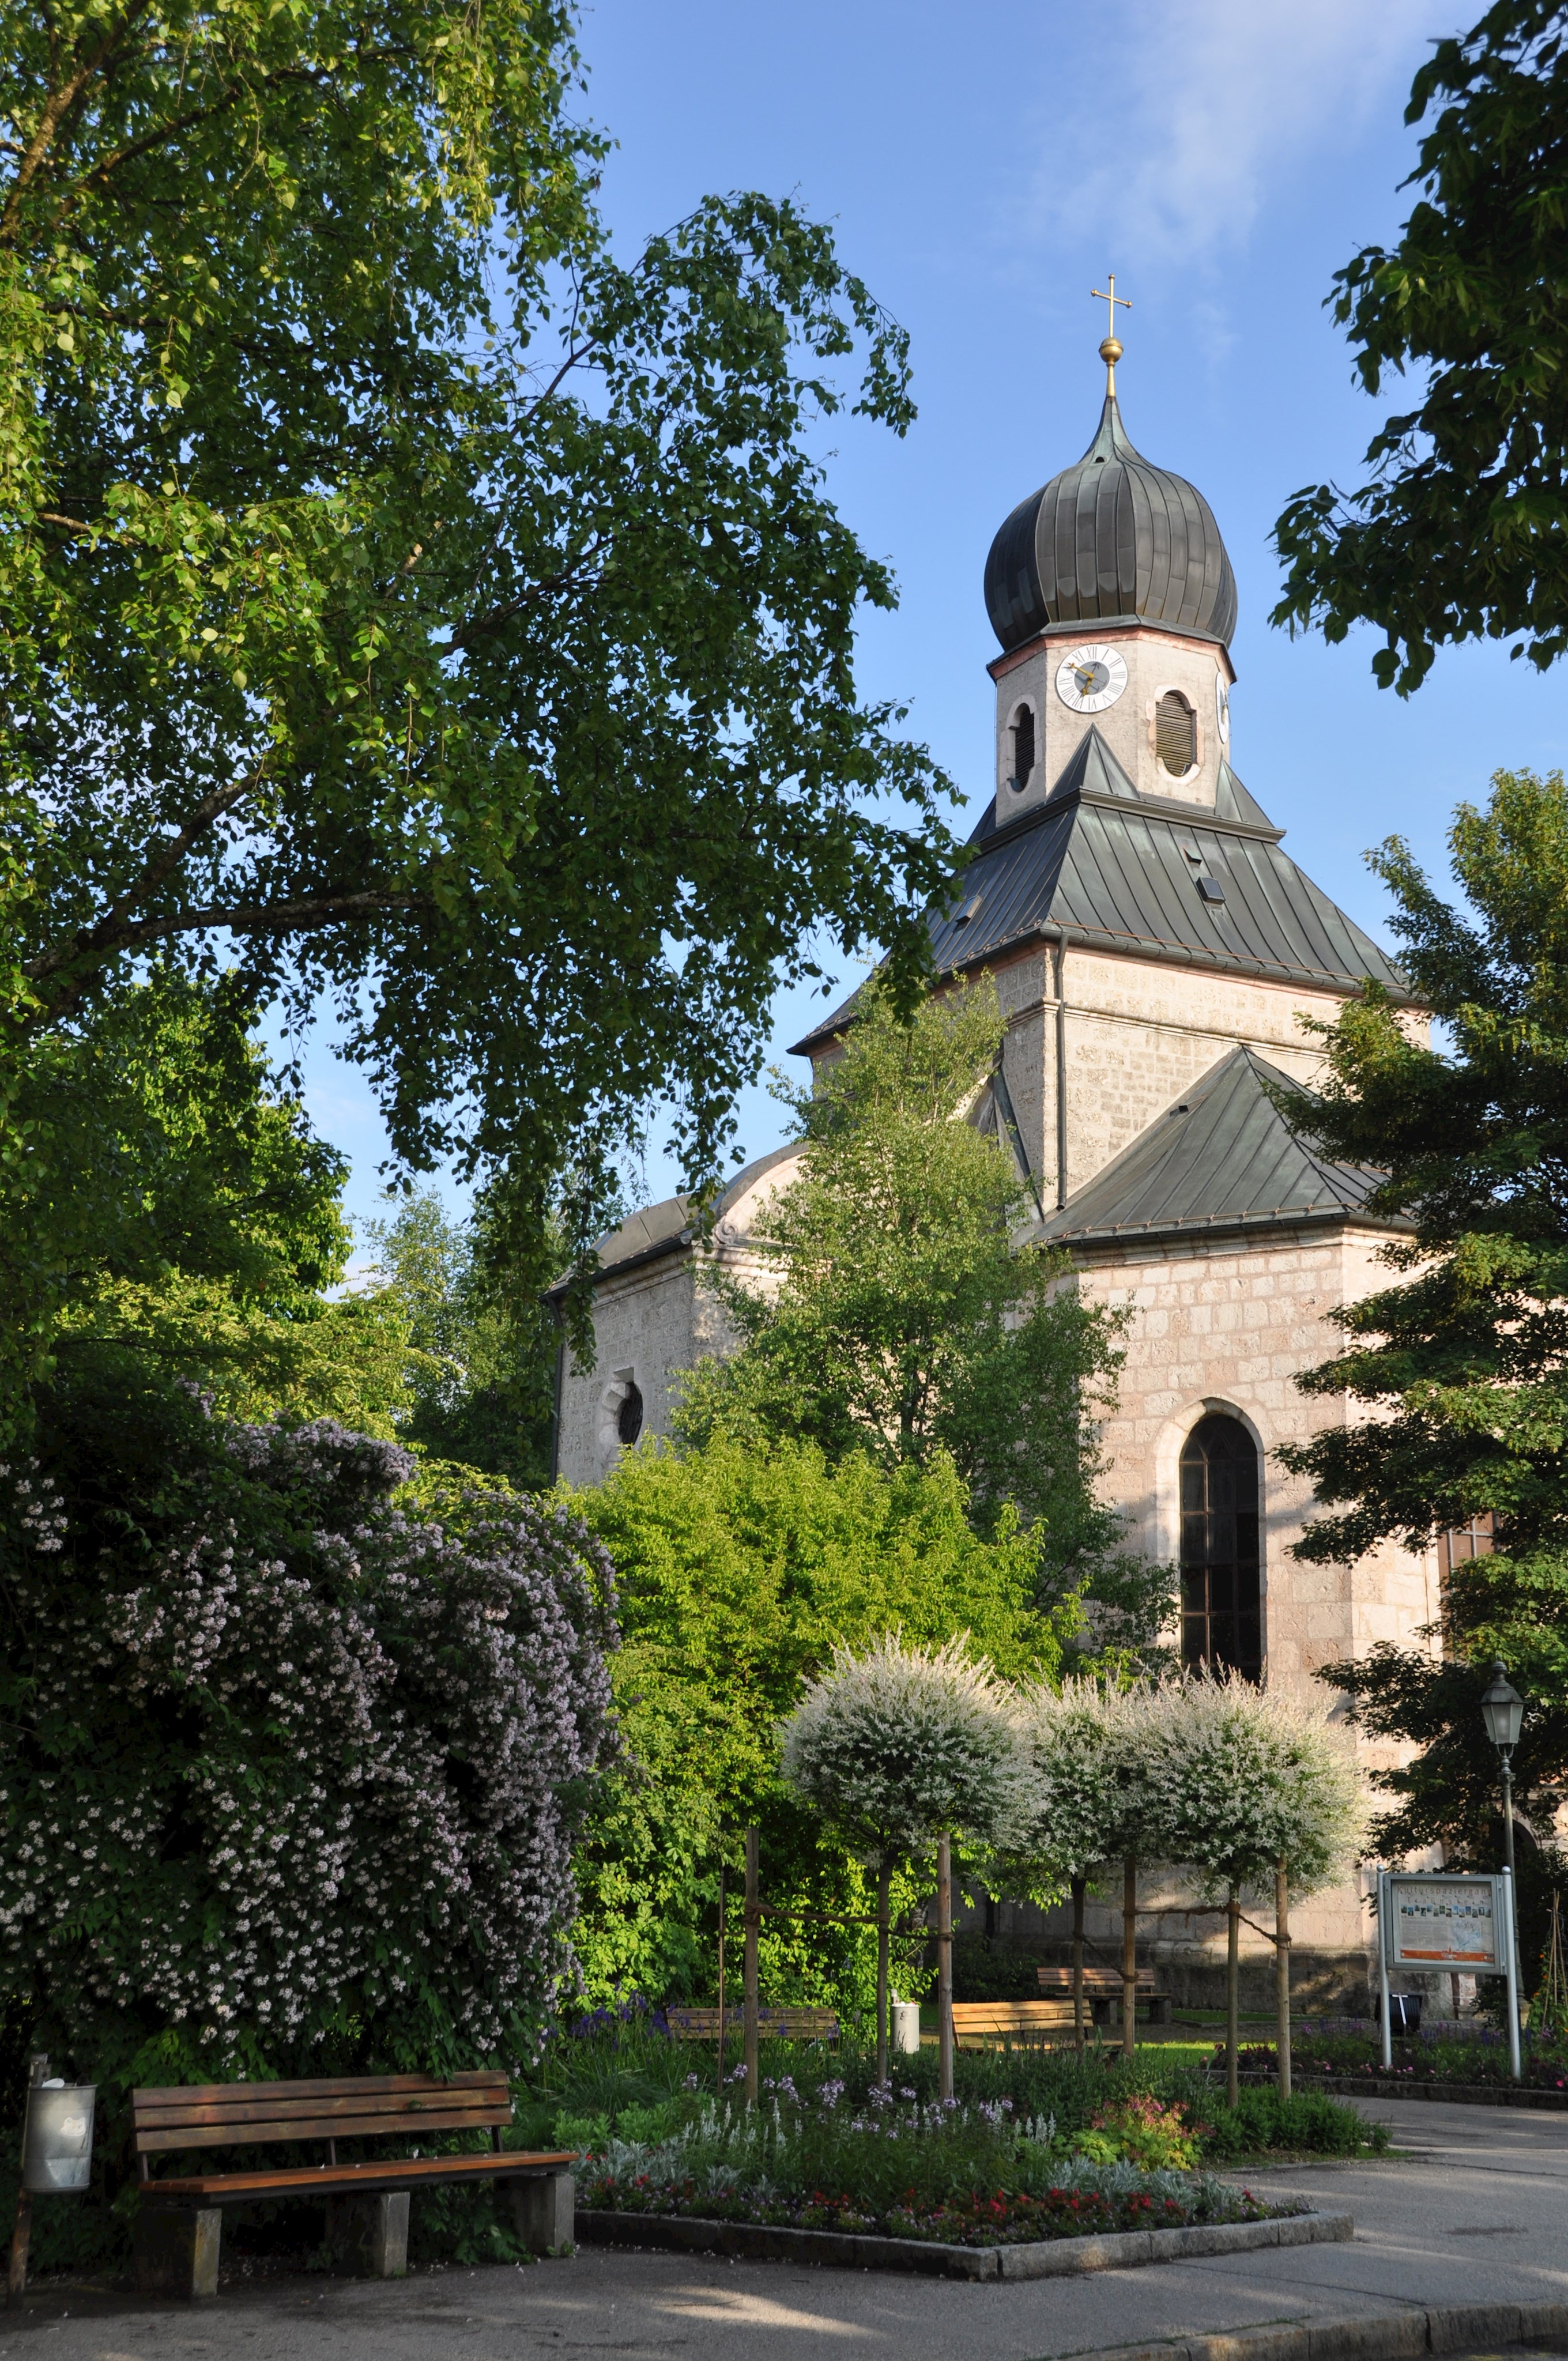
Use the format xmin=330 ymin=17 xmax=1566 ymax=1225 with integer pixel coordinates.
xmin=1148 ymin=1675 xmax=1365 ymax=2100
xmin=780 ymin=1632 xmax=1024 ymax=2087
xmin=1007 ymin=1679 xmax=1164 ymax=2058
xmin=0 ymin=1411 xmax=620 ymax=2097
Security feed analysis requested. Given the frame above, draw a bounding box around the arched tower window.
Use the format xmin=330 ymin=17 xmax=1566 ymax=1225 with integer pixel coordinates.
xmin=1156 ymin=691 xmax=1196 ymax=777
xmin=1010 ymin=705 xmax=1035 ymax=792
xmin=1179 ymin=1414 xmax=1261 ymax=1680
xmin=617 ymin=1380 xmax=644 ymax=1447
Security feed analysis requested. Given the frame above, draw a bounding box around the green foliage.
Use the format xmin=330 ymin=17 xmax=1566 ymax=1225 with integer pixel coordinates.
xmin=1272 ymin=2 xmax=1568 ymax=692
xmin=565 ymin=1434 xmax=1072 ymax=2009
xmin=2 ymin=969 xmax=411 ymax=1440
xmin=1197 ymin=2088 xmax=1387 ymax=2162
xmin=1276 ymin=770 xmax=1568 ymax=1895
xmin=676 ymin=978 xmax=1166 ymax=1650
xmin=361 ymin=1187 xmax=575 ymax=1487
xmin=1 ymin=1 xmax=955 ymax=1318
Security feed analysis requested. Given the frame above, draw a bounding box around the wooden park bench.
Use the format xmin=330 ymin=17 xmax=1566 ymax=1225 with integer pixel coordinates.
xmin=131 ymin=2072 xmax=574 ymax=2300
xmin=665 ymin=2004 xmax=839 ymax=2043
xmin=1035 ymin=1966 xmax=1173 ymax=2026
xmin=945 ymin=2000 xmax=1076 ymax=2050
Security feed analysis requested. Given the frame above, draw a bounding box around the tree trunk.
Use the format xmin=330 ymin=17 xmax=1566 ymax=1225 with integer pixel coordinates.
xmin=1071 ymin=1874 xmax=1086 ymax=2055
xmin=1226 ymin=1882 xmax=1241 ymax=2109
xmin=1121 ymin=1855 xmax=1137 ymax=2061
xmin=937 ymin=1835 xmax=955 ymax=2104
xmin=743 ymin=1827 xmax=760 ymax=2107
xmin=1275 ymin=1857 xmax=1291 ymax=2100
xmin=875 ymin=1856 xmax=892 ymax=2087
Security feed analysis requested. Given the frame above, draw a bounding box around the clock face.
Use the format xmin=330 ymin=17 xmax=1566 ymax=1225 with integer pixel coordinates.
xmin=1056 ymin=643 xmax=1128 ymax=714
xmin=1215 ymin=674 xmax=1231 ymax=744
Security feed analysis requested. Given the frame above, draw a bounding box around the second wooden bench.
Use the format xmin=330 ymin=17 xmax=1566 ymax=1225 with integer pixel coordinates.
xmin=1034 ymin=1966 xmax=1173 ymax=2025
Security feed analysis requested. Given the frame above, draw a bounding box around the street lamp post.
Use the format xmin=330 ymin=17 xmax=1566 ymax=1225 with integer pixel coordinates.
xmin=1479 ymin=1661 xmax=1524 ymax=1878
xmin=1479 ymin=1661 xmax=1526 ymax=2061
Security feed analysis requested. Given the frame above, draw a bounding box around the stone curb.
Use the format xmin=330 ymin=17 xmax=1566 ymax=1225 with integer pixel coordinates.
xmin=1083 ymin=2295 xmax=1568 ymax=2360
xmin=575 ymin=2205 xmax=1352 ymax=2282
xmin=1241 ymin=2072 xmax=1568 ymax=2113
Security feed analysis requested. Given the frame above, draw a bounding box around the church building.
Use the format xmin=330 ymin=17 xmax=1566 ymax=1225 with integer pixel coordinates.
xmin=555 ymin=323 xmax=1441 ymax=2005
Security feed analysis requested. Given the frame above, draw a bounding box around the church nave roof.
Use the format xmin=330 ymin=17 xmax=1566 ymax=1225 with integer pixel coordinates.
xmin=1035 ymin=1043 xmax=1389 ymax=1250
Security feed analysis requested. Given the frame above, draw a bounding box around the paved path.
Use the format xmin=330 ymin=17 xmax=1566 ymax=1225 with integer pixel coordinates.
xmin=2 ymin=2098 xmax=1564 ymax=2360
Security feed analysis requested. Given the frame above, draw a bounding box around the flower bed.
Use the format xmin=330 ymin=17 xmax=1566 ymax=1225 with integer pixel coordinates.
xmin=568 ymin=2083 xmax=1302 ymax=2250
xmin=578 ymin=2158 xmax=1287 ymax=2248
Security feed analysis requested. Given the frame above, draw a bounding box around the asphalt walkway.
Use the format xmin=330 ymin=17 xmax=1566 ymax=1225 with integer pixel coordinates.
xmin=1 ymin=2097 xmax=1563 ymax=2360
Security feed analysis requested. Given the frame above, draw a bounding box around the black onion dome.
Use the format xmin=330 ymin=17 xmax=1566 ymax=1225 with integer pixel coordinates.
xmin=984 ymin=394 xmax=1238 ymax=655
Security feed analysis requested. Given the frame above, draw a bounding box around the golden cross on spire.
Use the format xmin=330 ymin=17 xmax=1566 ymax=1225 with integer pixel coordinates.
xmin=1091 ymin=273 xmax=1130 ymax=394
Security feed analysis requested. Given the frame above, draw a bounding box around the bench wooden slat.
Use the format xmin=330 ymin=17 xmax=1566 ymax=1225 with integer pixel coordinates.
xmin=147 ymin=2150 xmax=574 ymax=2202
xmin=137 ymin=2109 xmax=506 ymax=2153
xmin=132 ymin=2071 xmax=503 ymax=2114
xmin=135 ymin=2106 xmax=505 ymax=2144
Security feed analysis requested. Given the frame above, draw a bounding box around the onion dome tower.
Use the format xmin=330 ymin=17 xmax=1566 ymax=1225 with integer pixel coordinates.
xmin=982 ymin=288 xmax=1240 ymax=817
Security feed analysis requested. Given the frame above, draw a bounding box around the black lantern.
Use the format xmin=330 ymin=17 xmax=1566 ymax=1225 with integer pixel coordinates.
xmin=1480 ymin=1662 xmax=1524 ymax=1753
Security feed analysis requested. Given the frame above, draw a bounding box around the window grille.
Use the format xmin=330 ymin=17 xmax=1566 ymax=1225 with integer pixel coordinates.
xmin=1179 ymin=1414 xmax=1262 ymax=1680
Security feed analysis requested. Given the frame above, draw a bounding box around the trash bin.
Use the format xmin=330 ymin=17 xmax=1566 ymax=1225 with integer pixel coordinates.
xmin=21 ymin=2081 xmax=96 ymax=2193
xmin=891 ymin=2000 xmax=921 ymax=2055
xmin=1388 ymin=1994 xmax=1423 ymax=2035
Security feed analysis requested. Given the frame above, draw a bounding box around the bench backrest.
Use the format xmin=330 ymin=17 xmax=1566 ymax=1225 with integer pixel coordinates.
xmin=131 ymin=2072 xmax=511 ymax=2158
xmin=1036 ymin=1967 xmax=1158 ymax=1992
xmin=665 ymin=2005 xmax=839 ymax=2041
xmin=949 ymin=2001 xmax=1075 ymax=2030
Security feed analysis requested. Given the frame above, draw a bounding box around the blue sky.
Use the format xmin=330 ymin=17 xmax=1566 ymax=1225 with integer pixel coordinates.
xmin=308 ymin=0 xmax=1568 ymax=1240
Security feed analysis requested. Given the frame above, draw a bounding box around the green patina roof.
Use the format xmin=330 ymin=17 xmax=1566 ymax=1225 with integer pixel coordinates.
xmin=791 ymin=731 xmax=1410 ymax=1057
xmin=1036 ymin=1044 xmax=1389 ymax=1249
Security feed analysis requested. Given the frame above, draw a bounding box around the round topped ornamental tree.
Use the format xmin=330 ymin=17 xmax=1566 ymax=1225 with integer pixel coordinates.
xmin=780 ymin=1632 xmax=1024 ymax=2084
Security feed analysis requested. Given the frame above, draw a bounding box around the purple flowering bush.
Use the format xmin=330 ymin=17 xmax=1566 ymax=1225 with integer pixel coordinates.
xmin=0 ymin=1397 xmax=620 ymax=2090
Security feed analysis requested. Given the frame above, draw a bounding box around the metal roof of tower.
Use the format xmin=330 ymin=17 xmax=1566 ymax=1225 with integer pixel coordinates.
xmin=789 ymin=734 xmax=1411 ymax=1058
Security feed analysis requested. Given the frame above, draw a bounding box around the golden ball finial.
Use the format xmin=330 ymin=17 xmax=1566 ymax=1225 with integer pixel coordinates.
xmin=1099 ymin=335 xmax=1122 ymax=370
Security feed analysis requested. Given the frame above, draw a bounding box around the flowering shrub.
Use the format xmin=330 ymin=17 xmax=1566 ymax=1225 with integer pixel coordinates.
xmin=1071 ymin=2093 xmax=1205 ymax=2171
xmin=0 ymin=1406 xmax=620 ymax=2081
xmin=1238 ymin=2031 xmax=1568 ymax=2093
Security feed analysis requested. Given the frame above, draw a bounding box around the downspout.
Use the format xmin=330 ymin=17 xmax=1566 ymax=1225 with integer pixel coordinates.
xmin=1053 ymin=923 xmax=1069 ymax=1211
xmin=548 ymin=1306 xmax=566 ymax=1485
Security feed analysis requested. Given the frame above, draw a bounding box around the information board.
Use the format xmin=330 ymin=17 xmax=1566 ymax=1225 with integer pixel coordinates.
xmin=1384 ymin=1873 xmax=1503 ymax=1970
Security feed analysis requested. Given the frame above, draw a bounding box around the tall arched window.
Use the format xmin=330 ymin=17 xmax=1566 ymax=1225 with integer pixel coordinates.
xmin=1156 ymin=690 xmax=1196 ymax=776
xmin=1179 ymin=1414 xmax=1261 ymax=1679
xmin=1011 ymin=705 xmax=1035 ymax=791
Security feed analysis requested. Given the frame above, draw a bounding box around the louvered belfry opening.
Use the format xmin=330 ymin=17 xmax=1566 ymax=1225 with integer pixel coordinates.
xmin=1011 ymin=704 xmax=1035 ymax=790
xmin=1156 ymin=690 xmax=1196 ymax=776
xmin=1179 ymin=1413 xmax=1262 ymax=1680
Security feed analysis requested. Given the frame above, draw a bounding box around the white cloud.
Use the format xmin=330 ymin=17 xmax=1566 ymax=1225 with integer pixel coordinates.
xmin=1034 ymin=0 xmax=1456 ymax=271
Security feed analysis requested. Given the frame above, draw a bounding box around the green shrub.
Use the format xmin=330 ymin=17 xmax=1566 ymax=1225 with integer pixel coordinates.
xmin=1198 ymin=2088 xmax=1387 ymax=2161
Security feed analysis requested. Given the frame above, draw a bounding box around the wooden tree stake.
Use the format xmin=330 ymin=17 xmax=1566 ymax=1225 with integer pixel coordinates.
xmin=1071 ymin=1874 xmax=1086 ymax=2055
xmin=1275 ymin=1857 xmax=1292 ymax=2100
xmin=743 ymin=1827 xmax=760 ymax=2107
xmin=875 ymin=1858 xmax=892 ymax=2087
xmin=1121 ymin=1857 xmax=1137 ymax=2061
xmin=1227 ymin=1884 xmax=1241 ymax=2108
xmin=715 ymin=1861 xmax=727 ymax=2100
xmin=937 ymin=1835 xmax=954 ymax=2103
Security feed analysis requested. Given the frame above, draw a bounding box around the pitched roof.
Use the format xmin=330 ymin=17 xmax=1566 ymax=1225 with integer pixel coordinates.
xmin=551 ymin=1141 xmax=801 ymax=1291
xmin=1036 ymin=1044 xmax=1388 ymax=1249
xmin=790 ymin=732 xmax=1410 ymax=1055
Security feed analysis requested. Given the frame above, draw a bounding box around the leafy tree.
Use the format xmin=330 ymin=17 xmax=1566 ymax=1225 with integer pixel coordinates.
xmin=362 ymin=1187 xmax=578 ymax=1488
xmin=1147 ymin=1677 xmax=1363 ymax=2102
xmin=1272 ymin=1 xmax=1568 ymax=692
xmin=676 ymin=978 xmax=1167 ymax=1650
xmin=1276 ymin=768 xmax=1568 ymax=1965
xmin=0 ymin=0 xmax=954 ymax=1342
xmin=781 ymin=1634 xmax=1025 ymax=2082
xmin=1 ymin=1391 xmax=619 ymax=2100
xmin=4 ymin=967 xmax=410 ymax=1436
xmin=564 ymin=1433 xmax=1072 ymax=2015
